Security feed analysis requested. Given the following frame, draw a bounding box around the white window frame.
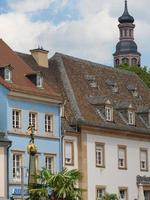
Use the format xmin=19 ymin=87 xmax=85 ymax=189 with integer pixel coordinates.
xmin=12 ymin=110 xmax=21 ymax=129
xmin=29 ymin=112 xmax=38 ymax=132
xmin=140 ymin=148 xmax=148 ymax=171
xmin=128 ymin=111 xmax=135 ymax=125
xmin=45 ymin=114 xmax=53 ymax=133
xmin=45 ymin=155 xmax=55 ymax=173
xmin=105 ymin=106 xmax=113 ymax=122
xmin=13 ymin=153 xmax=23 ymax=182
xmin=4 ymin=67 xmax=12 ymax=81
xmin=96 ymin=186 xmax=106 ymax=200
xmin=64 ymin=141 xmax=74 ymax=165
xmin=36 ymin=74 xmax=43 ymax=88
xmin=118 ymin=146 xmax=127 ymax=170
xmin=95 ymin=143 xmax=105 ymax=168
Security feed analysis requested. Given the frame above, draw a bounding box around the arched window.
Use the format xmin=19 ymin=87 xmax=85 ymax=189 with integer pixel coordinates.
xmin=131 ymin=58 xmax=137 ymax=65
xmin=122 ymin=58 xmax=129 ymax=65
xmin=115 ymin=59 xmax=119 ymax=67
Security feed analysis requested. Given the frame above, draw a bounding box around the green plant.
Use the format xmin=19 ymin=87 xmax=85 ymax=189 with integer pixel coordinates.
xmin=102 ymin=193 xmax=118 ymax=200
xmin=29 ymin=168 xmax=83 ymax=200
xmin=118 ymin=64 xmax=150 ymax=88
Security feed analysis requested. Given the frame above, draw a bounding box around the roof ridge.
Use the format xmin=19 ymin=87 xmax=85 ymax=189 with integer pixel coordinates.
xmin=53 ymin=52 xmax=137 ymax=76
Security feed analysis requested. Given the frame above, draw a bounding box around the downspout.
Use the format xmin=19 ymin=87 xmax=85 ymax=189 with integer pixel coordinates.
xmin=7 ymin=141 xmax=12 ymax=199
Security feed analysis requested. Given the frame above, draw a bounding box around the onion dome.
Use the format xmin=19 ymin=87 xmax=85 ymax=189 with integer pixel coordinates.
xmin=118 ymin=0 xmax=134 ymax=23
xmin=114 ymin=40 xmax=141 ymax=56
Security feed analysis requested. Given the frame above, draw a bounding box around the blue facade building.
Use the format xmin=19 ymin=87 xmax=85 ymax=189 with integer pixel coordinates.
xmin=0 ymin=39 xmax=62 ymax=198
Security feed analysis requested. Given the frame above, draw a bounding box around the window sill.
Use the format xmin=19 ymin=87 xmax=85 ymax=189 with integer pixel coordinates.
xmin=118 ymin=167 xmax=128 ymax=170
xmin=8 ymin=131 xmax=59 ymax=140
xmin=65 ymin=162 xmax=74 ymax=166
xmin=140 ymin=169 xmax=148 ymax=172
xmin=96 ymin=165 xmax=105 ymax=168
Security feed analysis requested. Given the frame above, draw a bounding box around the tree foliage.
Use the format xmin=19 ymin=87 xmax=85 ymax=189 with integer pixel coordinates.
xmin=118 ymin=64 xmax=150 ymax=88
xmin=29 ymin=168 xmax=83 ymax=200
xmin=102 ymin=193 xmax=118 ymax=200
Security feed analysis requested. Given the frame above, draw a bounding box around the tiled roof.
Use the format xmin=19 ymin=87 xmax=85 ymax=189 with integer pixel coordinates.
xmin=49 ymin=53 xmax=150 ymax=133
xmin=0 ymin=39 xmax=61 ymax=101
xmin=18 ymin=49 xmax=150 ymax=133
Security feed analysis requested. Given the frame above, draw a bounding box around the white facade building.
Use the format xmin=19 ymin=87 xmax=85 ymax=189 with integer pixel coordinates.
xmin=86 ymin=132 xmax=150 ymax=200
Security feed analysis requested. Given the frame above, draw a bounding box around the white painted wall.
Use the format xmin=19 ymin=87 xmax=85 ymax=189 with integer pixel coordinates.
xmin=63 ymin=135 xmax=78 ymax=170
xmin=87 ymin=133 xmax=150 ymax=200
xmin=0 ymin=147 xmax=5 ymax=198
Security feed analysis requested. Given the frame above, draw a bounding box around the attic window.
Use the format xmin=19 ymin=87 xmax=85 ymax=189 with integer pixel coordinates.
xmin=128 ymin=111 xmax=135 ymax=125
xmin=5 ymin=68 xmax=12 ymax=82
xmin=36 ymin=74 xmax=43 ymax=88
xmin=106 ymin=80 xmax=118 ymax=93
xmin=84 ymin=75 xmax=97 ymax=88
xmin=127 ymin=85 xmax=138 ymax=97
xmin=105 ymin=106 xmax=113 ymax=121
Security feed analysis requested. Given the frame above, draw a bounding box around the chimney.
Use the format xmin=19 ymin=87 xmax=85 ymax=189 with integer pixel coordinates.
xmin=30 ymin=48 xmax=49 ymax=68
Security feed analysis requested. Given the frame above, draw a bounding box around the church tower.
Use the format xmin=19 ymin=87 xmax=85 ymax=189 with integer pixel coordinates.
xmin=113 ymin=0 xmax=141 ymax=67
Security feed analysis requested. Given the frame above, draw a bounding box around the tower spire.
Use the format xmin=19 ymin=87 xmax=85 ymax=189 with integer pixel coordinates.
xmin=125 ymin=0 xmax=128 ymax=11
xmin=113 ymin=0 xmax=141 ymax=67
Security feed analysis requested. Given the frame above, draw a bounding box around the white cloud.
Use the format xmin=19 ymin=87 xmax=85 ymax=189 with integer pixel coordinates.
xmin=0 ymin=0 xmax=150 ymax=67
xmin=9 ymin=0 xmax=54 ymax=13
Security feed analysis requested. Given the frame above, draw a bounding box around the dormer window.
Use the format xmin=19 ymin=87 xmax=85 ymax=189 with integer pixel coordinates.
xmin=26 ymin=71 xmax=43 ymax=88
xmin=36 ymin=74 xmax=43 ymax=88
xmin=128 ymin=111 xmax=135 ymax=125
xmin=5 ymin=67 xmax=12 ymax=82
xmin=105 ymin=106 xmax=113 ymax=122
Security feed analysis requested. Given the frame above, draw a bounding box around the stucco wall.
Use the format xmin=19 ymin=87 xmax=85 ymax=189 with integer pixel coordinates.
xmin=87 ymin=133 xmax=150 ymax=200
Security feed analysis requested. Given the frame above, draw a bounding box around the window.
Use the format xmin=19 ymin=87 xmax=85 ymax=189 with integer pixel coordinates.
xmin=122 ymin=58 xmax=129 ymax=65
xmin=5 ymin=68 xmax=12 ymax=81
xmin=45 ymin=155 xmax=54 ymax=173
xmin=96 ymin=143 xmax=105 ymax=167
xmin=131 ymin=58 xmax=137 ymax=65
xmin=140 ymin=148 xmax=148 ymax=171
xmin=13 ymin=153 xmax=22 ymax=181
xmin=29 ymin=112 xmax=38 ymax=131
xmin=65 ymin=141 xmax=74 ymax=165
xmin=118 ymin=146 xmax=127 ymax=169
xmin=119 ymin=188 xmax=128 ymax=200
xmin=12 ymin=110 xmax=21 ymax=129
xmin=36 ymin=74 xmax=43 ymax=88
xmin=45 ymin=114 xmax=53 ymax=133
xmin=128 ymin=111 xmax=135 ymax=125
xmin=96 ymin=186 xmax=105 ymax=200
xmin=105 ymin=106 xmax=113 ymax=122
xmin=115 ymin=59 xmax=119 ymax=67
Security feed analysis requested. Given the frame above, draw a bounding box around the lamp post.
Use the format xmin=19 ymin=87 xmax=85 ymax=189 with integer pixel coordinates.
xmin=26 ymin=125 xmax=37 ymax=190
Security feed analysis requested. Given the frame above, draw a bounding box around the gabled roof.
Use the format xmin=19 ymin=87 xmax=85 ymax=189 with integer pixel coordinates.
xmin=49 ymin=53 xmax=150 ymax=133
xmin=18 ymin=49 xmax=150 ymax=133
xmin=0 ymin=39 xmax=61 ymax=101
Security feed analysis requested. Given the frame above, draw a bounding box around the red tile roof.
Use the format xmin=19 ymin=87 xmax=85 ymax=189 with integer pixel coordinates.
xmin=0 ymin=39 xmax=61 ymax=101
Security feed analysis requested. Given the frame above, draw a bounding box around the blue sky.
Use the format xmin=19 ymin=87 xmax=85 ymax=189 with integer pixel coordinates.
xmin=0 ymin=0 xmax=150 ymax=67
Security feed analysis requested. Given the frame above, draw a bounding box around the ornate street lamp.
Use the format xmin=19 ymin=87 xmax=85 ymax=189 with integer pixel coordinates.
xmin=26 ymin=125 xmax=37 ymax=189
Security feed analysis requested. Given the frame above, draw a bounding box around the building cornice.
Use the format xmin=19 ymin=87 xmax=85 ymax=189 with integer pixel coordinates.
xmin=8 ymin=91 xmax=62 ymax=105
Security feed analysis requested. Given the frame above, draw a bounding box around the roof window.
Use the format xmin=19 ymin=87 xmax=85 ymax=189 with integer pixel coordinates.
xmin=105 ymin=106 xmax=113 ymax=122
xmin=106 ymin=80 xmax=118 ymax=93
xmin=36 ymin=74 xmax=43 ymax=88
xmin=84 ymin=75 xmax=97 ymax=88
xmin=128 ymin=110 xmax=135 ymax=125
xmin=127 ymin=85 xmax=138 ymax=97
xmin=4 ymin=67 xmax=12 ymax=82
